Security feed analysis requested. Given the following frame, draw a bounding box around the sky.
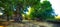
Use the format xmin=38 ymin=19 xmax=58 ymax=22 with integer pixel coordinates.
xmin=48 ymin=0 xmax=60 ymax=16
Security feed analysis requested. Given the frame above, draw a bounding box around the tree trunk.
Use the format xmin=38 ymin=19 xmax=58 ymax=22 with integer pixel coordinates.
xmin=14 ymin=3 xmax=23 ymax=22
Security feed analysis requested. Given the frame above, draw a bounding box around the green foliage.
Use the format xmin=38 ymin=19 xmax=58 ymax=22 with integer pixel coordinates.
xmin=29 ymin=1 xmax=55 ymax=20
xmin=0 ymin=0 xmax=55 ymax=20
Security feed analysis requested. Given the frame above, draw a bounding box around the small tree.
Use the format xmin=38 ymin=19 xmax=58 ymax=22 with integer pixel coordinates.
xmin=29 ymin=1 xmax=55 ymax=21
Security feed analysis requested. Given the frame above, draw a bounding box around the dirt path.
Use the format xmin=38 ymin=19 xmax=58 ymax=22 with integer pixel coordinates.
xmin=6 ymin=20 xmax=53 ymax=27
